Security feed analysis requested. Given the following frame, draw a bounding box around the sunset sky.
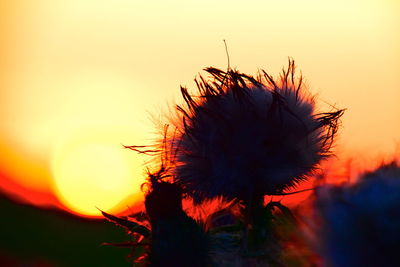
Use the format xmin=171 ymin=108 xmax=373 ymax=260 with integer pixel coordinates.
xmin=0 ymin=0 xmax=399 ymax=217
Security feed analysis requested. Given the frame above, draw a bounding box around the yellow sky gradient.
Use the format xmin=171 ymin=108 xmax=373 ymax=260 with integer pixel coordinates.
xmin=0 ymin=0 xmax=399 ymax=215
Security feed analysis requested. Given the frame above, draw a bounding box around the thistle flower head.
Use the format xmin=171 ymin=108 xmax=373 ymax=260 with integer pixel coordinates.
xmin=315 ymin=162 xmax=400 ymax=266
xmin=164 ymin=59 xmax=343 ymax=203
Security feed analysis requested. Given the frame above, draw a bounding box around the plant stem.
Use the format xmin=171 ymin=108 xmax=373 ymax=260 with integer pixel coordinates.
xmin=242 ymin=192 xmax=269 ymax=257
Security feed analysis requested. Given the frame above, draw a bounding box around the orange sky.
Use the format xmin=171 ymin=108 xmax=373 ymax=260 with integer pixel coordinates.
xmin=0 ymin=0 xmax=399 ymax=217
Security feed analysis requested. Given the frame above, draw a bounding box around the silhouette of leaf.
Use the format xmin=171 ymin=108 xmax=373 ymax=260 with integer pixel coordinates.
xmin=101 ymin=210 xmax=151 ymax=238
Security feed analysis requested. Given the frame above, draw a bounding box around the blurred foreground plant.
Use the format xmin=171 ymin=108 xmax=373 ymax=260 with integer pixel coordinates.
xmin=315 ymin=162 xmax=400 ymax=267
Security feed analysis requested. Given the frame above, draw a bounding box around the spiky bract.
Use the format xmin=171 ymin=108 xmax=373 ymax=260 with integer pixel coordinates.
xmin=166 ymin=60 xmax=343 ymax=203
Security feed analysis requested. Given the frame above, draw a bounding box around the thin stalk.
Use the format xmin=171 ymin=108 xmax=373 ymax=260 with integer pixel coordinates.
xmin=242 ymin=192 xmax=269 ymax=257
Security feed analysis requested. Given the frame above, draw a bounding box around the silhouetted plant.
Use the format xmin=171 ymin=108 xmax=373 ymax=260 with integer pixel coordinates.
xmin=164 ymin=59 xmax=343 ymax=204
xmin=107 ymin=59 xmax=344 ymax=266
xmin=150 ymin=59 xmax=344 ymax=262
xmin=315 ymin=162 xmax=400 ymax=267
xmin=101 ymin=209 xmax=151 ymax=266
xmin=144 ymin=171 xmax=210 ymax=267
xmin=103 ymin=167 xmax=210 ymax=267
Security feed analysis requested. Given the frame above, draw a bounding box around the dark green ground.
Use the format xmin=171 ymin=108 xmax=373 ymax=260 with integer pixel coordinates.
xmin=0 ymin=194 xmax=132 ymax=266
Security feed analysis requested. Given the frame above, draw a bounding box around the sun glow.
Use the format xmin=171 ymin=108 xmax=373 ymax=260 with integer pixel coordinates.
xmin=51 ymin=131 xmax=145 ymax=216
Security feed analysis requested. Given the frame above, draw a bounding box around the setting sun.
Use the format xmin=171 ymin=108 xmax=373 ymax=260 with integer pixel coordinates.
xmin=51 ymin=132 xmax=144 ymax=216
